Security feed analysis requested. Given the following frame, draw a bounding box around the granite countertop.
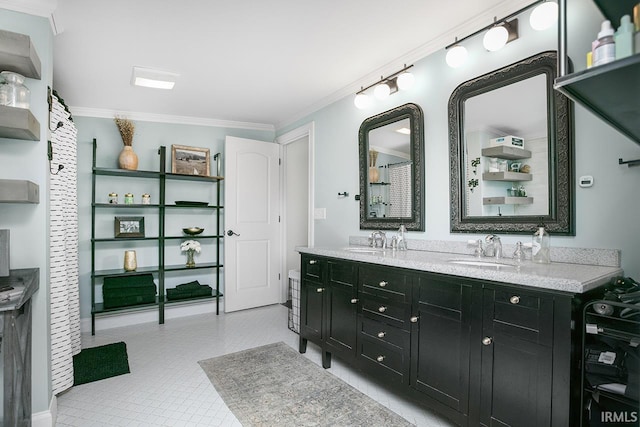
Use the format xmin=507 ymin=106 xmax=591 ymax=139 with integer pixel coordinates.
xmin=297 ymin=246 xmax=622 ymax=294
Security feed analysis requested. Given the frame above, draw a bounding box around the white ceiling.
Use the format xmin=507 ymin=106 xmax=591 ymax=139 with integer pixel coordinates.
xmin=35 ymin=0 xmax=534 ymax=129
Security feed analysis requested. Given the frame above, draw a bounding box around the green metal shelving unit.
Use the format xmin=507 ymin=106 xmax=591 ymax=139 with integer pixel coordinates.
xmin=90 ymin=139 xmax=224 ymax=335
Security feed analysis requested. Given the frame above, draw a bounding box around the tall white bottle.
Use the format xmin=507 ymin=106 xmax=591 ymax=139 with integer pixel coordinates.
xmin=532 ymin=224 xmax=551 ymax=264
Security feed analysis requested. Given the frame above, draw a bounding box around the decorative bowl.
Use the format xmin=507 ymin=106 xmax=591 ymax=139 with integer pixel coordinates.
xmin=183 ymin=227 xmax=204 ymax=236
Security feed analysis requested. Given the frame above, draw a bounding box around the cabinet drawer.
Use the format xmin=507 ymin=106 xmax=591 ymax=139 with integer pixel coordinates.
xmin=361 ymin=296 xmax=409 ymax=330
xmin=302 ymin=255 xmax=323 ymax=282
xmin=328 ymin=260 xmax=356 ymax=288
xmin=360 ymin=316 xmax=409 ymax=350
xmin=488 ymin=287 xmax=554 ymax=345
xmin=360 ymin=337 xmax=405 ymax=376
xmin=359 ymin=266 xmax=410 ymax=303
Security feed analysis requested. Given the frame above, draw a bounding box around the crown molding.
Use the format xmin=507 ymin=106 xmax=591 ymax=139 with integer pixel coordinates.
xmin=0 ymin=0 xmax=56 ymax=17
xmin=276 ymin=0 xmax=533 ymax=130
xmin=70 ymin=106 xmax=276 ymax=132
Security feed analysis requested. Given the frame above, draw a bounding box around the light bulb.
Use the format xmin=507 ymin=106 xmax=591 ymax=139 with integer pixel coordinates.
xmin=446 ymin=45 xmax=468 ymax=68
xmin=354 ymin=93 xmax=371 ymax=109
xmin=396 ymin=71 xmax=415 ymax=90
xmin=530 ymin=2 xmax=558 ymax=31
xmin=483 ymin=25 xmax=509 ymax=51
xmin=373 ymin=82 xmax=391 ymax=99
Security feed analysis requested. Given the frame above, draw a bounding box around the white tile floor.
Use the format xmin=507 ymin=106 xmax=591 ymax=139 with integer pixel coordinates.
xmin=55 ymin=304 xmax=456 ymax=427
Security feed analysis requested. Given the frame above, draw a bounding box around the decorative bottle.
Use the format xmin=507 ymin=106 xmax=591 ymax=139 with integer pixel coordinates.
xmin=532 ymin=223 xmax=550 ymax=264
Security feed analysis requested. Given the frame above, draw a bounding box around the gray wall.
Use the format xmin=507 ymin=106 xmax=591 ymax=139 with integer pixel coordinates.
xmin=278 ymin=0 xmax=640 ymax=278
xmin=0 ymin=8 xmax=53 ymax=418
xmin=74 ymin=116 xmax=275 ymax=320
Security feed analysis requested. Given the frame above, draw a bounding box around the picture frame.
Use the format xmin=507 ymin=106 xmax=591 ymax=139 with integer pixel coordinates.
xmin=171 ymin=144 xmax=210 ymax=176
xmin=114 ymin=217 xmax=145 ymax=238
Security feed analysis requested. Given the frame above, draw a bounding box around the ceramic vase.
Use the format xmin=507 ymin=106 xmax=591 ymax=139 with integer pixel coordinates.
xmin=118 ymin=146 xmax=139 ymax=170
xmin=123 ymin=250 xmax=137 ymax=271
xmin=186 ymin=249 xmax=196 ymax=268
xmin=369 ymin=166 xmax=380 ymax=183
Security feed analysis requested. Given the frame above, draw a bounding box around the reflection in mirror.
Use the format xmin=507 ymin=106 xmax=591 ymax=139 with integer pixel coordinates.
xmin=449 ymin=51 xmax=574 ymax=234
xmin=359 ymin=103 xmax=424 ymax=231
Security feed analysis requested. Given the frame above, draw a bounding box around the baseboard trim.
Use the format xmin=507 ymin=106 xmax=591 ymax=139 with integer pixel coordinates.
xmin=32 ymin=394 xmax=55 ymax=427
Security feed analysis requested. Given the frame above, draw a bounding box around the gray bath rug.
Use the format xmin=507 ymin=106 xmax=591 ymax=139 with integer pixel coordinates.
xmin=198 ymin=341 xmax=414 ymax=426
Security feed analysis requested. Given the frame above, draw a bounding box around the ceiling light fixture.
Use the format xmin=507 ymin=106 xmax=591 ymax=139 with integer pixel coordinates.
xmin=353 ymin=64 xmax=414 ymax=109
xmin=131 ymin=66 xmax=179 ymax=90
xmin=529 ymin=1 xmax=558 ymax=31
xmin=444 ymin=0 xmax=544 ymax=67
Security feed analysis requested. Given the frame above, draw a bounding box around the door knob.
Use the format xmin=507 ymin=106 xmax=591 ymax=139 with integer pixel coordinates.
xmin=350 ymin=298 xmax=359 ymax=304
xmin=379 ymin=281 xmax=388 ymax=287
xmin=509 ymin=295 xmax=520 ymax=304
xmin=316 ymin=288 xmax=325 ymax=293
xmin=377 ymin=331 xmax=386 ymax=338
xmin=482 ymin=337 xmax=493 ymax=346
xmin=376 ymin=355 xmax=385 ymax=362
xmin=378 ymin=306 xmax=387 ymax=313
xmin=226 ymin=230 xmax=240 ymax=236
xmin=410 ymin=316 xmax=419 ymax=323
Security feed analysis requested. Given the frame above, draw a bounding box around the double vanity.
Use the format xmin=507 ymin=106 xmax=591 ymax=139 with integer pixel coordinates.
xmin=297 ymin=243 xmax=621 ymax=427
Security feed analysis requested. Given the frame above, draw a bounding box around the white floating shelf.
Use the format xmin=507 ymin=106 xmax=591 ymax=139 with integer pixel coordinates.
xmin=483 ymin=196 xmax=533 ymax=206
xmin=481 ymin=146 xmax=532 ymax=160
xmin=482 ymin=172 xmax=532 ymax=181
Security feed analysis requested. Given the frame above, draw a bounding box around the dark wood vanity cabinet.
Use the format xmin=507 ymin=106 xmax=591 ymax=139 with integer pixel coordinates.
xmin=410 ymin=275 xmax=473 ymax=420
xmin=299 ymin=254 xmax=357 ymax=368
xmin=475 ymin=286 xmax=556 ymax=427
xmin=299 ymin=253 xmax=580 ymax=426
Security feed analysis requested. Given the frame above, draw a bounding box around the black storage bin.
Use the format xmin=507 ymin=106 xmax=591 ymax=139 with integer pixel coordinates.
xmin=103 ymin=274 xmax=157 ymax=308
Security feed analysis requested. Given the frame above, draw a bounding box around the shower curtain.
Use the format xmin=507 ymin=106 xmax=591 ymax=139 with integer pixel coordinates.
xmin=388 ymin=162 xmax=412 ymax=218
xmin=48 ymin=91 xmax=81 ymax=395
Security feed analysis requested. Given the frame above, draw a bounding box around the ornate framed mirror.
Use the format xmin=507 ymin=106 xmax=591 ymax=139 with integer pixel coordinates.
xmin=449 ymin=51 xmax=574 ymax=234
xmin=359 ymin=103 xmax=425 ymax=231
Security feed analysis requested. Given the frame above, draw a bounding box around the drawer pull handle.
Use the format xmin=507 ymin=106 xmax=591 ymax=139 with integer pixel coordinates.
xmin=410 ymin=316 xmax=419 ymax=323
xmin=376 ymin=355 xmax=385 ymax=362
xmin=377 ymin=331 xmax=386 ymax=338
xmin=510 ymin=295 xmax=520 ymax=304
xmin=316 ymin=288 xmax=325 ymax=293
xmin=482 ymin=337 xmax=493 ymax=346
xmin=378 ymin=306 xmax=387 ymax=313
xmin=350 ymin=298 xmax=359 ymax=304
xmin=309 ymin=260 xmax=317 ymax=265
xmin=379 ymin=281 xmax=388 ymax=287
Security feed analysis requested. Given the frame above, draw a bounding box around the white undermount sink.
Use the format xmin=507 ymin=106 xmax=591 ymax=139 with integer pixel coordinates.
xmin=448 ymin=259 xmax=515 ymax=269
xmin=342 ymin=247 xmax=385 ymax=254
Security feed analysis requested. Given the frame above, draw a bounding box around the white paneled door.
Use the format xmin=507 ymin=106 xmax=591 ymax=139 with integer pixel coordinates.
xmin=224 ymin=136 xmax=281 ymax=312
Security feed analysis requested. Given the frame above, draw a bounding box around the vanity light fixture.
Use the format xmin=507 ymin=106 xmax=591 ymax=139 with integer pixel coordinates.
xmin=483 ymin=19 xmax=519 ymax=51
xmin=529 ymin=1 xmax=558 ymax=31
xmin=131 ymin=66 xmax=179 ymax=90
xmin=445 ymin=40 xmax=468 ymax=68
xmin=444 ymin=0 xmax=548 ymax=68
xmin=353 ymin=64 xmax=414 ymax=109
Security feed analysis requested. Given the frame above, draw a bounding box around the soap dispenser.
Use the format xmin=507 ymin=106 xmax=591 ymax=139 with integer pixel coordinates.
xmin=397 ymin=224 xmax=407 ymax=251
xmin=532 ymin=221 xmax=550 ymax=264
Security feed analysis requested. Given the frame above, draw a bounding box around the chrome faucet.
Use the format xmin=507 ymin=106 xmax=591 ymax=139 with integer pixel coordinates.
xmin=370 ymin=231 xmax=387 ymax=249
xmin=484 ymin=235 xmax=502 ymax=259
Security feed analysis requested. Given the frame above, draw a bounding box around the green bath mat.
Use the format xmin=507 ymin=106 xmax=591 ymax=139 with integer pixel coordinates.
xmin=73 ymin=341 xmax=130 ymax=385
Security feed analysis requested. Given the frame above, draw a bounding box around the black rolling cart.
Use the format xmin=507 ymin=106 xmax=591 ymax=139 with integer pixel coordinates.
xmin=581 ymin=300 xmax=639 ymax=426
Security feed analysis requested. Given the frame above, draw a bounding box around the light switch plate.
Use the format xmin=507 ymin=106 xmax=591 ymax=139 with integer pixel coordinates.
xmin=314 ymin=208 xmax=326 ymax=220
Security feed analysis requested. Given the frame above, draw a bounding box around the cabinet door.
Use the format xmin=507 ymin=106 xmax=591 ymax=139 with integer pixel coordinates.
xmin=478 ymin=287 xmax=553 ymax=427
xmin=300 ymin=277 xmax=325 ymax=343
xmin=324 ymin=260 xmax=358 ymax=358
xmin=410 ymin=274 xmax=472 ymax=415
